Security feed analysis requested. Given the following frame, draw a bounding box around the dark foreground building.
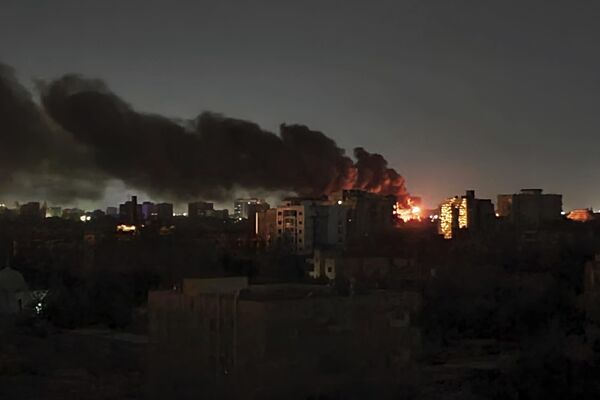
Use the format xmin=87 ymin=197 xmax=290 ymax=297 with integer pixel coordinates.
xmin=148 ymin=278 xmax=421 ymax=399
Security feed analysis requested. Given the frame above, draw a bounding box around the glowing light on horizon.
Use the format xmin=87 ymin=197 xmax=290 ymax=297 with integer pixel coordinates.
xmin=395 ymin=198 xmax=423 ymax=222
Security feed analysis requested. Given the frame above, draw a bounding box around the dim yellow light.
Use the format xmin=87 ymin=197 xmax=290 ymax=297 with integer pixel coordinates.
xmin=117 ymin=224 xmax=137 ymax=233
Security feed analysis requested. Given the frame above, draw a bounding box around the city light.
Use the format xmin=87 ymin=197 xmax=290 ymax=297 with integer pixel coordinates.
xmin=439 ymin=197 xmax=468 ymax=239
xmin=117 ymin=224 xmax=137 ymax=233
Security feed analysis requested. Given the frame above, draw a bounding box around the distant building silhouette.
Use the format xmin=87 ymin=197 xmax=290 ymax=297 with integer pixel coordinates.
xmin=233 ymin=198 xmax=266 ymax=220
xmin=62 ymin=208 xmax=85 ymax=221
xmin=329 ymin=190 xmax=395 ymax=240
xmin=119 ymin=196 xmax=141 ymax=225
xmin=187 ymin=201 xmax=213 ymax=217
xmin=45 ymin=206 xmax=62 ymax=218
xmin=141 ymin=201 xmax=156 ymax=221
xmin=497 ymin=189 xmax=562 ymax=226
xmin=19 ymin=202 xmax=44 ymax=219
xmin=155 ymin=203 xmax=173 ymax=222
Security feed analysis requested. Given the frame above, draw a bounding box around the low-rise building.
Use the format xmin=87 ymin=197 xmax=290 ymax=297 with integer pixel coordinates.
xmin=148 ymin=278 xmax=421 ymax=399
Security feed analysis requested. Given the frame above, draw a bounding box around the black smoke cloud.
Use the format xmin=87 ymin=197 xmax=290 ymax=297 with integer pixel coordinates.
xmin=1 ymin=63 xmax=409 ymax=203
xmin=0 ymin=64 xmax=107 ymax=204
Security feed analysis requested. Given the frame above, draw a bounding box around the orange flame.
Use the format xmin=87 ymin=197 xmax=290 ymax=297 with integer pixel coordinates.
xmin=393 ymin=198 xmax=422 ymax=222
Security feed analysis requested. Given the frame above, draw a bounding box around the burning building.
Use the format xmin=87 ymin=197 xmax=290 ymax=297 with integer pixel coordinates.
xmin=394 ymin=196 xmax=423 ymax=223
xmin=567 ymin=208 xmax=594 ymax=222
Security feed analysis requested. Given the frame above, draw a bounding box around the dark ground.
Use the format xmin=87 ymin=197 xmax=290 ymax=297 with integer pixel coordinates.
xmin=0 ymin=323 xmax=145 ymax=400
xmin=0 ymin=321 xmax=518 ymax=400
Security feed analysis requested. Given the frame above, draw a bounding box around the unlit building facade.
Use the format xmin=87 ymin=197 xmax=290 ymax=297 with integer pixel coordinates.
xmin=148 ymin=278 xmax=422 ymax=399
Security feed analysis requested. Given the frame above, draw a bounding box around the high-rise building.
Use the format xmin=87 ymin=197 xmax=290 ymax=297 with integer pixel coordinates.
xmin=245 ymin=202 xmax=270 ymax=234
xmin=329 ymin=190 xmax=395 ymax=239
xmin=155 ymin=203 xmax=173 ymax=222
xmin=438 ymin=190 xmax=495 ymax=239
xmin=313 ymin=204 xmax=348 ymax=247
xmin=141 ymin=201 xmax=156 ymax=221
xmin=256 ymin=197 xmax=350 ymax=253
xmin=274 ymin=202 xmax=314 ymax=255
xmin=188 ymin=201 xmax=214 ymax=218
xmin=19 ymin=202 xmax=43 ymax=219
xmin=119 ymin=196 xmax=141 ymax=225
xmin=233 ymin=198 xmax=267 ymax=220
xmin=106 ymin=207 xmax=118 ymax=217
xmin=497 ymin=189 xmax=562 ymax=226
xmin=255 ymin=198 xmax=319 ymax=254
xmin=257 ymin=190 xmax=394 ymax=253
xmin=256 ymin=208 xmax=278 ymax=243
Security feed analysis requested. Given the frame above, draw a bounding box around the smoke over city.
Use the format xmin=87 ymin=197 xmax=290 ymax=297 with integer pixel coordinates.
xmin=1 ymin=63 xmax=409 ymax=204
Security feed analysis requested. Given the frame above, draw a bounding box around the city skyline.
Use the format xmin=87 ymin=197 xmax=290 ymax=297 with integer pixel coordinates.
xmin=2 ymin=1 xmax=600 ymax=210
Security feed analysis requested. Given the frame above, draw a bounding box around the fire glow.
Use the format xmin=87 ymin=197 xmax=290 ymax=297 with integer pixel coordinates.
xmin=393 ymin=199 xmax=422 ymax=223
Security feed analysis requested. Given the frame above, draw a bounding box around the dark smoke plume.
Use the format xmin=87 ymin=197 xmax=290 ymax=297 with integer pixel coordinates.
xmin=1 ymin=64 xmax=409 ymax=203
xmin=0 ymin=64 xmax=107 ymax=203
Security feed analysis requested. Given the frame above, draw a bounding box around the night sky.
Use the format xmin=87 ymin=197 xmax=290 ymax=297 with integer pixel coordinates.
xmin=2 ymin=0 xmax=600 ymax=211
